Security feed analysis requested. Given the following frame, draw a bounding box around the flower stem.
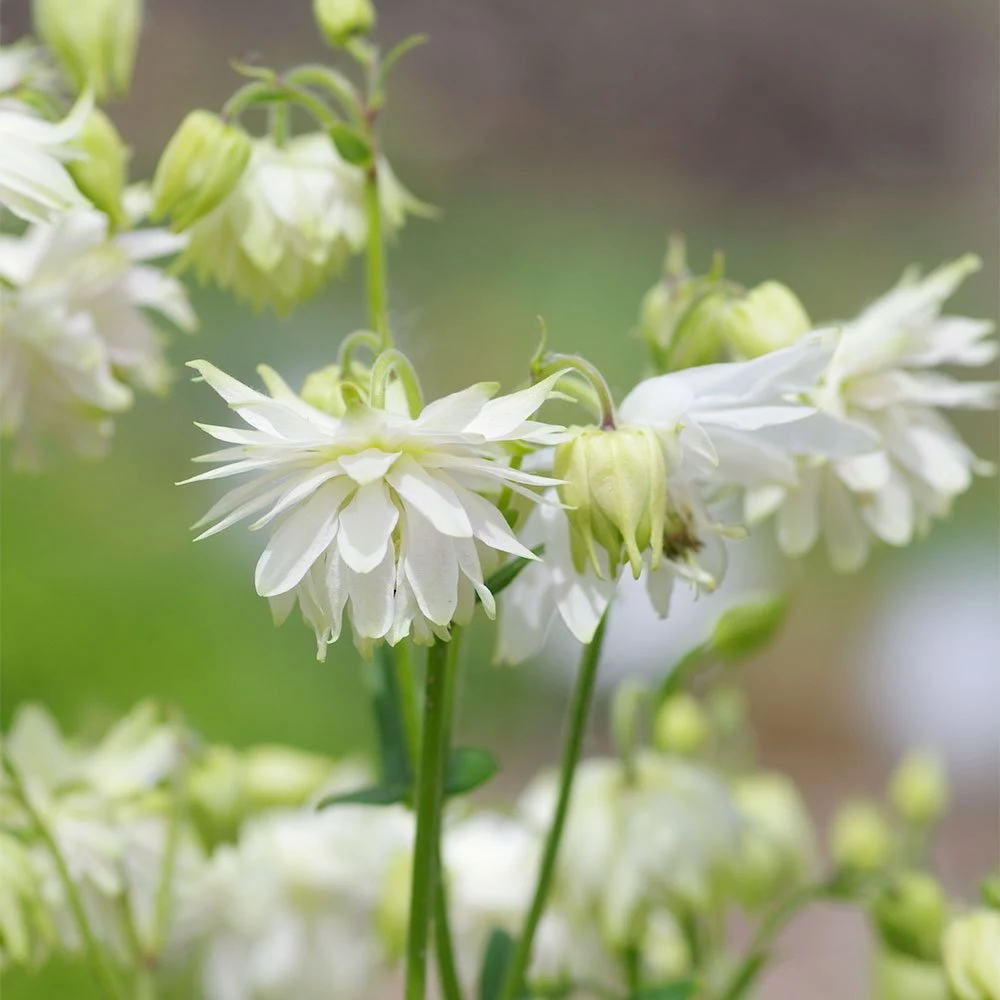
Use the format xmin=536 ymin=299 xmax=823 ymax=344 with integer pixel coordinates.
xmin=405 ymin=639 xmax=456 ymax=1000
xmin=531 ymin=354 xmax=617 ymax=429
xmin=364 ymin=164 xmax=390 ymax=349
xmin=497 ymin=614 xmax=608 ymax=1000
xmin=338 ymin=329 xmax=382 ymax=371
xmin=2 ymin=758 xmax=127 ymax=1000
xmin=370 ymin=348 xmax=424 ymax=415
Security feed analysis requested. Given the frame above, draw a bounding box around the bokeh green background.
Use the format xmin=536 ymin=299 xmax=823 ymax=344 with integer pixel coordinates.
xmin=2 ymin=0 xmax=998 ymax=995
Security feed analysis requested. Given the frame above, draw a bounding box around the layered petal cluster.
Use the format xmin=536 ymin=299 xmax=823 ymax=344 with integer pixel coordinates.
xmin=186 ymin=363 xmax=565 ymax=656
xmin=746 ymin=257 xmax=998 ymax=571
xmin=175 ymin=805 xmax=413 ymax=1000
xmin=0 ymin=209 xmax=195 ymax=468
xmin=0 ymin=87 xmax=91 ymax=224
xmin=498 ymin=342 xmax=872 ymax=662
xmin=179 ymin=134 xmax=423 ymax=313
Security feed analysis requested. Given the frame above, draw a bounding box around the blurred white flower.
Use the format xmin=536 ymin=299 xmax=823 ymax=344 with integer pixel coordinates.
xmin=0 ymin=831 xmax=55 ymax=968
xmin=747 ymin=257 xmax=998 ymax=571
xmin=943 ymin=910 xmax=1000 ymax=1000
xmin=179 ymin=134 xmax=425 ymax=313
xmin=497 ymin=343 xmax=871 ymax=662
xmin=0 ymin=209 xmax=195 ymax=468
xmin=185 ymin=362 xmax=564 ymax=656
xmin=519 ymin=752 xmax=741 ymax=948
xmin=0 ymin=89 xmax=91 ymax=224
xmin=176 ymin=805 xmax=413 ymax=1000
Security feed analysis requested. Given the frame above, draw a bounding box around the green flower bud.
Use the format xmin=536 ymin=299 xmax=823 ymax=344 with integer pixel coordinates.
xmin=889 ymin=752 xmax=948 ymax=827
xmin=187 ymin=744 xmax=245 ymax=841
xmin=242 ymin=745 xmax=334 ymax=810
xmin=33 ymin=0 xmax=141 ymax=102
xmin=943 ymin=910 xmax=1000 ymax=1000
xmin=719 ymin=281 xmax=811 ymax=360
xmin=830 ymin=801 xmax=893 ymax=874
xmin=150 ymin=111 xmax=251 ymax=231
xmin=873 ymin=872 xmax=949 ymax=963
xmin=638 ymin=277 xmax=701 ymax=370
xmin=660 ymin=287 xmax=733 ymax=371
xmin=874 ymin=949 xmax=950 ymax=1000
xmin=980 ymin=871 xmax=1000 ymax=911
xmin=728 ymin=772 xmax=817 ymax=909
xmin=555 ymin=426 xmax=667 ymax=579
xmin=67 ymin=108 xmax=130 ymax=228
xmin=653 ymin=694 xmax=708 ymax=757
xmin=313 ymin=0 xmax=376 ymax=48
xmin=709 ymin=593 xmax=788 ymax=662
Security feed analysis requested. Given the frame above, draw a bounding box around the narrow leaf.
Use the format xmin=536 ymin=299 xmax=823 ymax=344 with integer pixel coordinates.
xmin=483 ymin=545 xmax=544 ymax=599
xmin=628 ymin=980 xmax=698 ymax=1000
xmin=380 ymin=33 xmax=430 ymax=85
xmin=446 ymin=747 xmax=498 ymax=797
xmin=316 ymin=783 xmax=407 ymax=809
xmin=478 ymin=928 xmax=515 ymax=1000
xmin=329 ymin=123 xmax=373 ymax=167
xmin=710 ymin=592 xmax=788 ymax=662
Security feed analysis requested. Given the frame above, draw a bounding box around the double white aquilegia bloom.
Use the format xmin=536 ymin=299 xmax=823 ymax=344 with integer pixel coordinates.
xmin=178 ymin=134 xmax=423 ymax=313
xmin=497 ymin=341 xmax=873 ymax=662
xmin=746 ymin=257 xmax=998 ymax=571
xmin=185 ymin=363 xmax=566 ymax=656
xmin=0 ymin=209 xmax=196 ymax=468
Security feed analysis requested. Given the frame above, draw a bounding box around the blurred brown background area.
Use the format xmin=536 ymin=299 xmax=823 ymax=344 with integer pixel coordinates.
xmin=3 ymin=1 xmax=998 ymax=997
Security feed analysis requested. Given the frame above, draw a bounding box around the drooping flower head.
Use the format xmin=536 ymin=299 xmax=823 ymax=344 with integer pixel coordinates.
xmin=176 ymin=134 xmax=424 ymax=313
xmin=0 ymin=209 xmax=196 ymax=468
xmin=185 ymin=361 xmax=565 ymax=656
xmin=746 ymin=257 xmax=998 ymax=571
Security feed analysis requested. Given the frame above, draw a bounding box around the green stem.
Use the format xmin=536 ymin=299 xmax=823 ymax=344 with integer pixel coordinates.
xmin=269 ymin=102 xmax=289 ymax=147
xmin=135 ymin=969 xmax=157 ymax=1000
xmin=717 ymin=883 xmax=828 ymax=1000
xmin=338 ymin=329 xmax=382 ymax=371
xmin=364 ymin=164 xmax=390 ymax=349
xmin=404 ymin=640 xmax=455 ymax=1000
xmin=497 ymin=615 xmax=608 ymax=1000
xmin=395 ymin=642 xmax=422 ymax=773
xmin=3 ymin=760 xmax=126 ymax=1000
xmin=284 ymin=64 xmax=365 ymax=127
xmin=531 ymin=355 xmax=616 ymax=429
xmin=370 ymin=348 xmax=424 ymax=415
xmin=221 ymin=80 xmax=338 ymax=131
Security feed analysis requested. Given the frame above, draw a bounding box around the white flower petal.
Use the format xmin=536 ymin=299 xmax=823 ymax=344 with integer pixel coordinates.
xmin=402 ymin=508 xmax=460 ymax=627
xmin=387 ymin=455 xmax=473 ymax=538
xmin=339 ymin=448 xmax=402 ymax=485
xmin=462 ymin=370 xmax=566 ymax=440
xmin=454 ymin=487 xmax=537 ymax=559
xmin=820 ymin=472 xmax=869 ymax=572
xmin=344 ymin=546 xmax=396 ymax=639
xmin=337 ymin=480 xmax=400 ymax=573
xmin=776 ymin=466 xmax=821 ymax=557
xmin=859 ymin=470 xmax=914 ymax=546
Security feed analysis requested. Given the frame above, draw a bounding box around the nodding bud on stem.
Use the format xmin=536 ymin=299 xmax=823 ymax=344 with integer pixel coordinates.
xmin=68 ymin=108 xmax=130 ymax=228
xmin=829 ymin=800 xmax=893 ymax=874
xmin=888 ymin=752 xmax=948 ymax=828
xmin=33 ymin=0 xmax=142 ymax=102
xmin=555 ymin=426 xmax=667 ymax=579
xmin=720 ymin=281 xmax=811 ymax=360
xmin=313 ymin=0 xmax=377 ymax=48
xmin=150 ymin=111 xmax=251 ymax=231
xmin=873 ymin=872 xmax=948 ymax=963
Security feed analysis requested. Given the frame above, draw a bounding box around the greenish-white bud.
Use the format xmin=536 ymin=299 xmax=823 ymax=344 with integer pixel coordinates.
xmin=67 ymin=108 xmax=130 ymax=228
xmin=874 ymin=949 xmax=950 ymax=1000
xmin=555 ymin=426 xmax=667 ymax=579
xmin=33 ymin=0 xmax=141 ymax=102
xmin=659 ymin=287 xmax=734 ymax=371
xmin=150 ymin=111 xmax=251 ymax=231
xmin=242 ymin=745 xmax=334 ymax=810
xmin=830 ymin=801 xmax=893 ymax=874
xmin=943 ymin=910 xmax=1000 ymax=1000
xmin=728 ymin=772 xmax=816 ymax=909
xmin=187 ymin=744 xmax=245 ymax=840
xmin=313 ymin=0 xmax=376 ymax=48
xmin=653 ymin=694 xmax=709 ymax=757
xmin=709 ymin=593 xmax=788 ymax=662
xmin=719 ymin=281 xmax=811 ymax=360
xmin=873 ymin=872 xmax=949 ymax=963
xmin=889 ymin=752 xmax=948 ymax=827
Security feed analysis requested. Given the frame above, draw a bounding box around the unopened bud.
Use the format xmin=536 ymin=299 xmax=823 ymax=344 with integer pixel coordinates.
xmin=874 ymin=949 xmax=950 ymax=1000
xmin=187 ymin=744 xmax=245 ymax=839
xmin=556 ymin=426 xmax=666 ymax=578
xmin=301 ymin=365 xmax=354 ymax=416
xmin=873 ymin=872 xmax=948 ymax=963
xmin=943 ymin=910 xmax=1000 ymax=1000
xmin=889 ymin=752 xmax=948 ymax=827
xmin=151 ymin=111 xmax=251 ymax=231
xmin=33 ymin=0 xmax=141 ymax=102
xmin=830 ymin=801 xmax=893 ymax=874
xmin=660 ymin=287 xmax=733 ymax=371
xmin=68 ymin=108 xmax=130 ymax=228
xmin=313 ymin=0 xmax=376 ymax=48
xmin=720 ymin=281 xmax=811 ymax=360
xmin=653 ymin=694 xmax=708 ymax=757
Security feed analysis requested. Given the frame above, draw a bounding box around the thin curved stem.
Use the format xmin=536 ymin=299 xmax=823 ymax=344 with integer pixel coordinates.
xmin=364 ymin=164 xmax=390 ymax=348
xmin=284 ymin=64 xmax=365 ymax=128
xmin=532 ymin=355 xmax=616 ymax=429
xmin=497 ymin=615 xmax=609 ymax=1000
xmin=404 ymin=639 xmax=457 ymax=1000
xmin=3 ymin=759 xmax=127 ymax=1000
xmin=370 ymin=348 xmax=424 ymax=415
xmin=338 ymin=329 xmax=382 ymax=371
xmin=222 ymin=80 xmax=338 ymax=131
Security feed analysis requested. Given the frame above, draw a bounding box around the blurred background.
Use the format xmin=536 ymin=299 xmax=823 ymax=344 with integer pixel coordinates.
xmin=2 ymin=0 xmax=998 ymax=996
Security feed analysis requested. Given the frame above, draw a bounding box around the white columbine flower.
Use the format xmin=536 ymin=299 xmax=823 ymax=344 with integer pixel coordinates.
xmin=179 ymin=134 xmax=423 ymax=313
xmin=0 ymin=85 xmax=91 ymax=224
xmin=746 ymin=257 xmax=998 ymax=571
xmin=175 ymin=806 xmax=413 ymax=1000
xmin=519 ymin=753 xmax=741 ymax=948
xmin=497 ymin=342 xmax=872 ymax=662
xmin=185 ymin=362 xmax=565 ymax=656
xmin=0 ymin=209 xmax=196 ymax=468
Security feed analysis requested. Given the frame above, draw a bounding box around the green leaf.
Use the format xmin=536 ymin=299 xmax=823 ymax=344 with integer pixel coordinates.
xmin=316 ymin=783 xmax=407 ymax=809
xmin=329 ymin=123 xmax=373 ymax=167
xmin=710 ymin=593 xmax=788 ymax=662
xmin=483 ymin=545 xmax=544 ymax=599
xmin=478 ymin=928 xmax=515 ymax=1000
xmin=446 ymin=747 xmax=498 ymax=797
xmin=380 ymin=33 xmax=430 ymax=85
xmin=627 ymin=980 xmax=697 ymax=1000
